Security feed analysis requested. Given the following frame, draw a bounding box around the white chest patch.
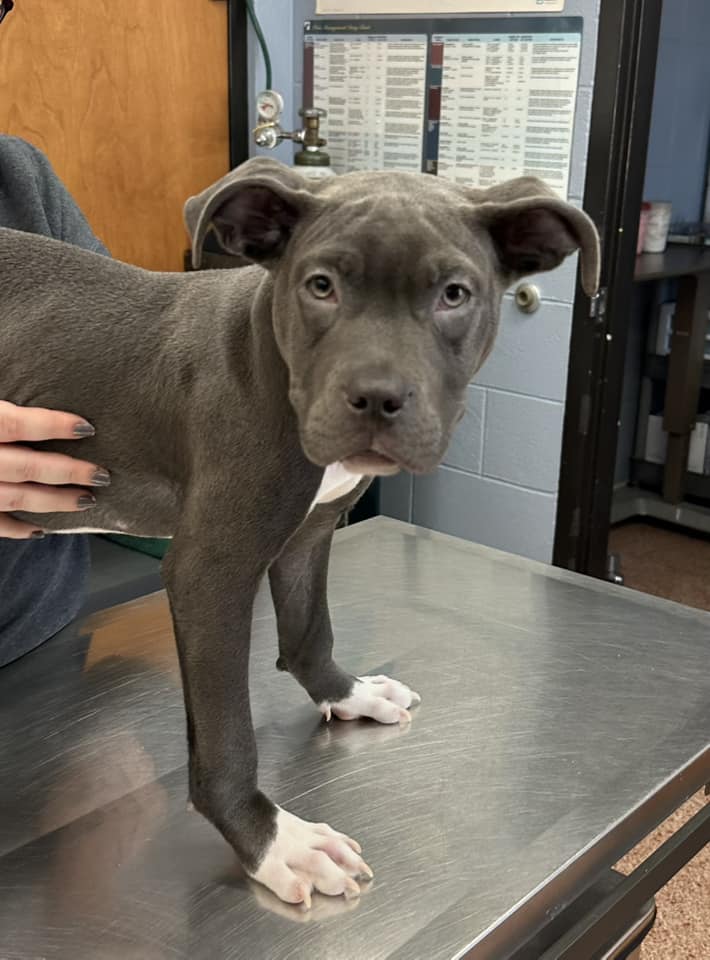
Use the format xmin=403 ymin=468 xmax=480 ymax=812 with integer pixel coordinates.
xmin=309 ymin=463 xmax=363 ymax=512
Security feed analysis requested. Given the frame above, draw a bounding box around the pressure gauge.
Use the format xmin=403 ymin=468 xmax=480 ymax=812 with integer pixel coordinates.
xmin=256 ymin=90 xmax=284 ymax=123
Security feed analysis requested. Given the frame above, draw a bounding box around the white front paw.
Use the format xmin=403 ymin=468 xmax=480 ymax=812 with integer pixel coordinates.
xmin=320 ymin=674 xmax=421 ymax=724
xmin=250 ymin=808 xmax=372 ymax=908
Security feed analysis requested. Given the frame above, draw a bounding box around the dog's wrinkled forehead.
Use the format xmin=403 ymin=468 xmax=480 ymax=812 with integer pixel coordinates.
xmin=316 ymin=171 xmax=482 ymax=242
xmin=298 ymin=180 xmax=477 ymax=263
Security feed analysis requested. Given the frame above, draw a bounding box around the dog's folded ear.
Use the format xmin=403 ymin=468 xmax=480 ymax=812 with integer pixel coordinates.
xmin=184 ymin=158 xmax=319 ymax=269
xmin=473 ymin=177 xmax=600 ymax=297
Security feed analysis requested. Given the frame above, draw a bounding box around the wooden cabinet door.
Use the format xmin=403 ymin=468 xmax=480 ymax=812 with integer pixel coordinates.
xmin=0 ymin=0 xmax=230 ymax=270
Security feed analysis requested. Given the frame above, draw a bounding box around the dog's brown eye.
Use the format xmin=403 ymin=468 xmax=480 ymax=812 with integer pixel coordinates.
xmin=307 ymin=275 xmax=335 ymax=300
xmin=440 ymin=284 xmax=470 ymax=309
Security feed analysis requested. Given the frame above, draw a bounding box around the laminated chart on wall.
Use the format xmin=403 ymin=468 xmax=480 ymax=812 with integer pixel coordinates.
xmin=303 ymin=17 xmax=583 ymax=197
xmin=304 ymin=23 xmax=429 ymax=173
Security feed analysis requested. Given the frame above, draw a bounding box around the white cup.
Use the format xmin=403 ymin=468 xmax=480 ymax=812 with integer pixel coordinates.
xmin=642 ymin=202 xmax=672 ymax=253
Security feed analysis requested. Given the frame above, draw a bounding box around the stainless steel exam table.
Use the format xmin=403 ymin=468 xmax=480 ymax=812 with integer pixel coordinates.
xmin=1 ymin=518 xmax=708 ymax=960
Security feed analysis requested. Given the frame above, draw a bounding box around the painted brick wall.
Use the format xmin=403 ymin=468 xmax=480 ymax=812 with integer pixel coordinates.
xmin=249 ymin=0 xmax=601 ymax=563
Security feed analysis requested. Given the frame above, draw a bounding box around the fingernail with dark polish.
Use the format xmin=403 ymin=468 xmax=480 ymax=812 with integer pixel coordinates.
xmin=31 ymin=530 xmax=46 ymax=539
xmin=73 ymin=422 xmax=95 ymax=438
xmin=77 ymin=494 xmax=97 ymax=509
xmin=91 ymin=469 xmax=111 ymax=487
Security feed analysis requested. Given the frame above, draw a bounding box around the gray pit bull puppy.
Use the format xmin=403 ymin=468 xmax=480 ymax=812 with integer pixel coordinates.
xmin=1 ymin=157 xmax=599 ymax=907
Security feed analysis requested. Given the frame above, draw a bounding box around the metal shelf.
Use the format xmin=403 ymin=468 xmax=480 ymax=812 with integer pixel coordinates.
xmin=612 ymin=485 xmax=710 ymax=535
xmin=644 ymin=353 xmax=710 ymax=389
xmin=632 ymin=458 xmax=710 ymax=502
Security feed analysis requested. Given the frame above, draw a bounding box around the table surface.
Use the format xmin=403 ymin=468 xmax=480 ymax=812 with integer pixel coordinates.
xmin=634 ymin=243 xmax=710 ymax=282
xmin=1 ymin=518 xmax=708 ymax=960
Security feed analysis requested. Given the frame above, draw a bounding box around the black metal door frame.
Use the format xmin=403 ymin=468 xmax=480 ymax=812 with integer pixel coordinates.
xmin=227 ymin=0 xmax=250 ymax=169
xmin=553 ymin=0 xmax=663 ymax=578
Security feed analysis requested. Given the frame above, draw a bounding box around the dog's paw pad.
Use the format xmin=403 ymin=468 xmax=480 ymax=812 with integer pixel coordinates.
xmin=320 ymin=675 xmax=421 ymax=725
xmin=250 ymin=808 xmax=371 ymax=907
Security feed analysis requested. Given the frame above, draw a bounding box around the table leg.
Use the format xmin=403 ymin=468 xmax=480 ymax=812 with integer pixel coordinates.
xmin=662 ymin=272 xmax=710 ymax=502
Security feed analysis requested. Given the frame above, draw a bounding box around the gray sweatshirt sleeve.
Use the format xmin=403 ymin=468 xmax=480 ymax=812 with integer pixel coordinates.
xmin=0 ymin=134 xmax=105 ymax=665
xmin=0 ymin=135 xmax=109 ymax=254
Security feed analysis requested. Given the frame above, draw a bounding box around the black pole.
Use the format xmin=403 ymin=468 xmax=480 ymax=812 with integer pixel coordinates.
xmin=227 ymin=0 xmax=250 ymax=169
xmin=553 ymin=0 xmax=663 ymax=576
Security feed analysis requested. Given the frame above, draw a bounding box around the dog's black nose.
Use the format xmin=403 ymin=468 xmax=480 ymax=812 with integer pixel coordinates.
xmin=345 ymin=378 xmax=412 ymax=420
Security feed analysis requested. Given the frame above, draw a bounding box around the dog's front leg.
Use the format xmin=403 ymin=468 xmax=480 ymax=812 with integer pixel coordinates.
xmin=269 ymin=490 xmax=420 ymax=725
xmin=163 ymin=526 xmax=371 ymax=907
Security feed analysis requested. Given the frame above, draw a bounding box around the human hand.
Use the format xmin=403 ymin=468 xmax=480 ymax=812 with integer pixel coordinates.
xmin=0 ymin=400 xmax=110 ymax=539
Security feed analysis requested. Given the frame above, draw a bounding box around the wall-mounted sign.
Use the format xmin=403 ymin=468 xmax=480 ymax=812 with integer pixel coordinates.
xmin=316 ymin=2 xmax=565 ymax=14
xmin=304 ymin=17 xmax=582 ymax=196
xmin=309 ymin=32 xmax=429 ymax=173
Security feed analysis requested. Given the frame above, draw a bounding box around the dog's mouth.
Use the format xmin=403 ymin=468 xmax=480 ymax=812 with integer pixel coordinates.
xmin=341 ymin=450 xmax=400 ymax=476
xmin=302 ymin=418 xmax=446 ymax=476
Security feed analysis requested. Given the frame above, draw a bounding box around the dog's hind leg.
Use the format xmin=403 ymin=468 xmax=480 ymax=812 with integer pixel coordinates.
xmin=269 ymin=483 xmax=420 ymax=725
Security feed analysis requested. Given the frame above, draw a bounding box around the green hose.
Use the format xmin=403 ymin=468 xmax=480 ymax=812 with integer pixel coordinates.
xmin=245 ymin=0 xmax=273 ymax=92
